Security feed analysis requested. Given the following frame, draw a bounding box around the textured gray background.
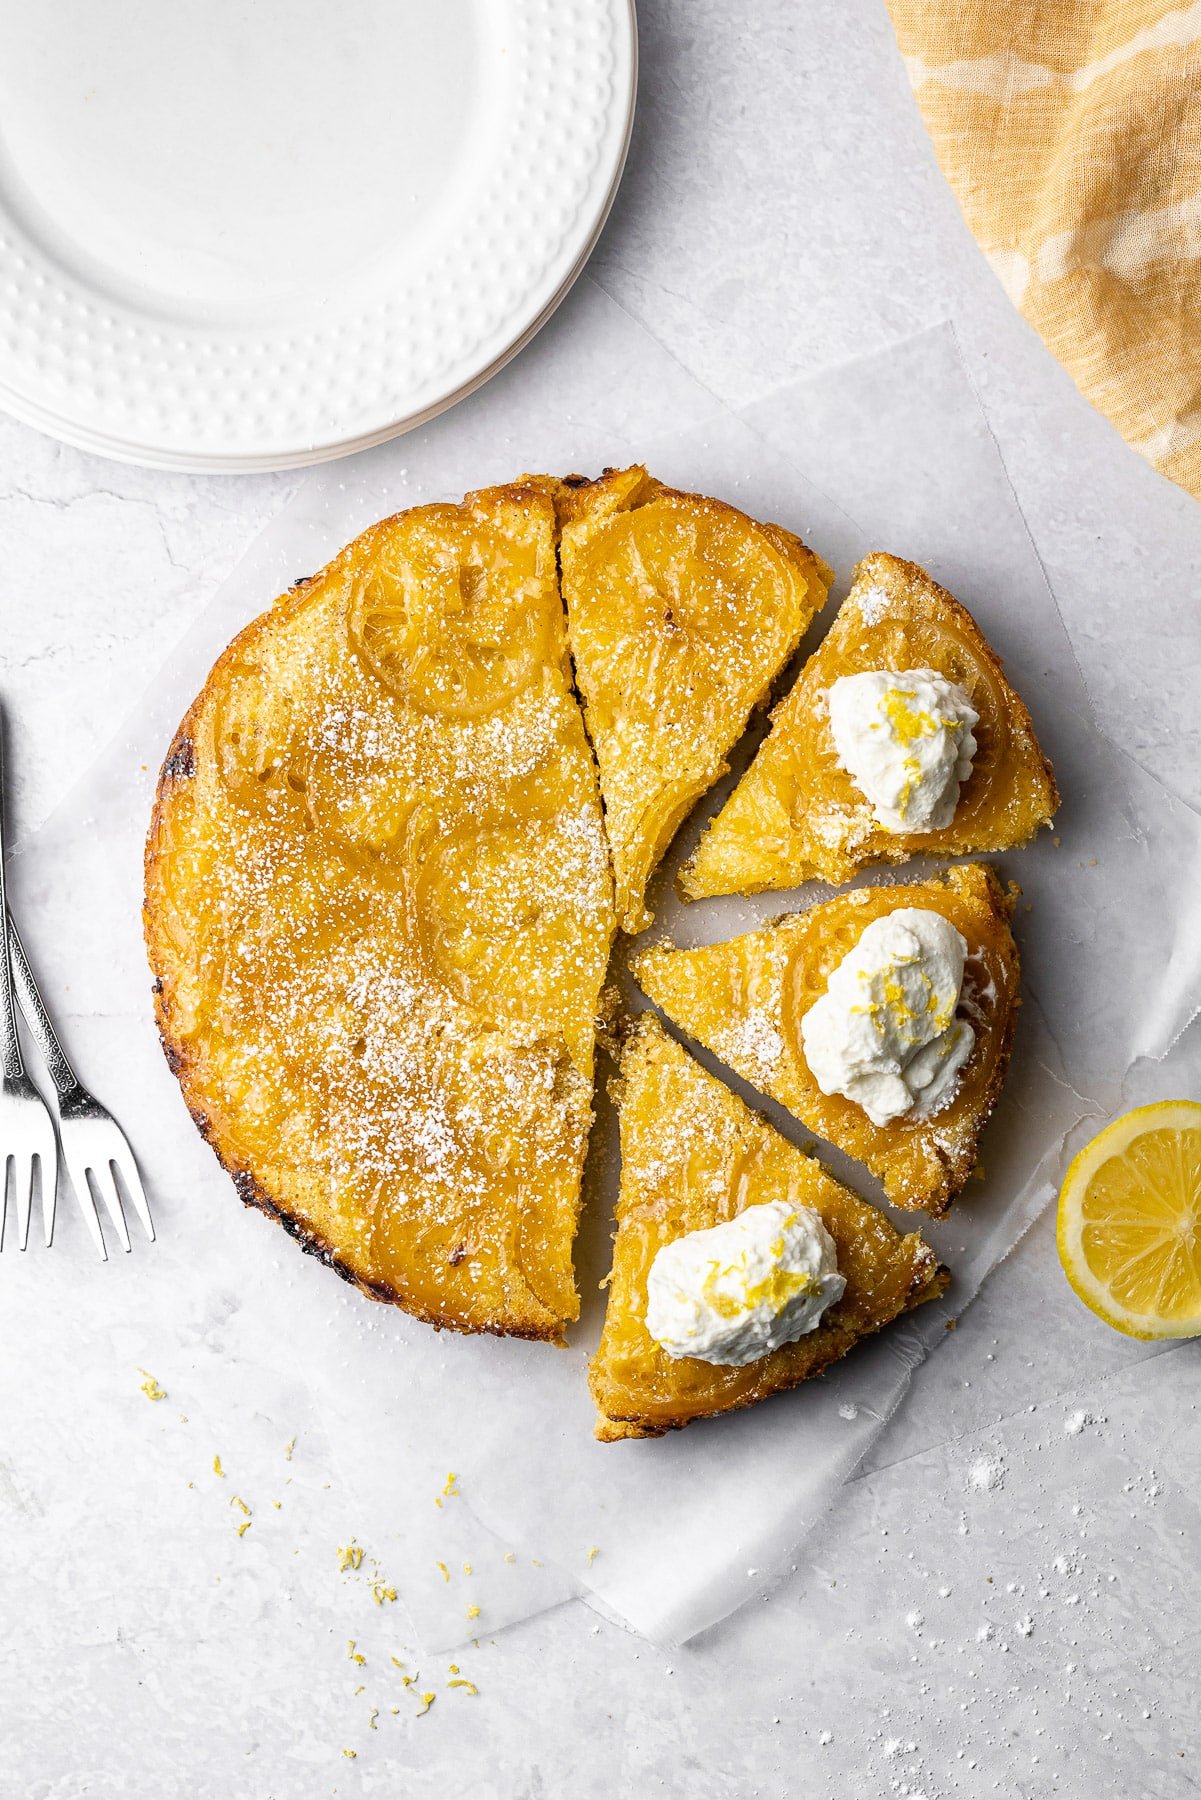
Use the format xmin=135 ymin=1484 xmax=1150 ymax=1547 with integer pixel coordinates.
xmin=2 ymin=5 xmax=1198 ymax=1796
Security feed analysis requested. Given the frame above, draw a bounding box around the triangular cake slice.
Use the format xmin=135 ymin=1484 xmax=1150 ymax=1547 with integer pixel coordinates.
xmin=145 ymin=480 xmax=615 ymax=1341
xmin=635 ymin=865 xmax=1020 ymax=1216
xmin=682 ymin=552 xmax=1058 ymax=897
xmin=589 ymin=1016 xmax=948 ymax=1440
xmin=556 ymin=466 xmax=832 ymax=934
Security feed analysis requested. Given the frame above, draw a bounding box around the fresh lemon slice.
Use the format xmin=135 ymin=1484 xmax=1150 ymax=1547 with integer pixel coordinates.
xmin=1057 ymin=1101 xmax=1201 ymax=1339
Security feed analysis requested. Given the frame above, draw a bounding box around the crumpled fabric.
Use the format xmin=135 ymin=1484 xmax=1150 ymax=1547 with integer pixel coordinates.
xmin=889 ymin=0 xmax=1201 ymax=499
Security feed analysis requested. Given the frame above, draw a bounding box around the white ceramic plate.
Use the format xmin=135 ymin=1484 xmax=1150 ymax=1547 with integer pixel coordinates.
xmin=0 ymin=0 xmax=636 ymax=471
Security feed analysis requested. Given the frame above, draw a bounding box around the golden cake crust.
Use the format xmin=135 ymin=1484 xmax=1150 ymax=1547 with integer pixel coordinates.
xmin=682 ymin=552 xmax=1058 ymax=897
xmin=556 ymin=466 xmax=832 ymax=934
xmin=635 ymin=864 xmax=1020 ymax=1216
xmin=145 ymin=479 xmax=615 ymax=1341
xmin=589 ymin=1016 xmax=949 ymax=1439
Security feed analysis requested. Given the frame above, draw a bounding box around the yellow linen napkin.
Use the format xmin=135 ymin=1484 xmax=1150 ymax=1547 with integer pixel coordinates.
xmin=888 ymin=1 xmax=1201 ymax=499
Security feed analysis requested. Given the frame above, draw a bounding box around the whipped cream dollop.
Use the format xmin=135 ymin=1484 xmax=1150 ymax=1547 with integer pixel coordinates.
xmin=828 ymin=669 xmax=978 ymax=832
xmin=800 ymin=907 xmax=974 ymax=1127
xmin=645 ymin=1200 xmax=846 ymax=1366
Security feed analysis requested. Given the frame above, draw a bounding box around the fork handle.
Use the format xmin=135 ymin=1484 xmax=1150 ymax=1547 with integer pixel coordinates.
xmin=7 ymin=916 xmax=78 ymax=1098
xmin=0 ymin=712 xmax=24 ymax=1081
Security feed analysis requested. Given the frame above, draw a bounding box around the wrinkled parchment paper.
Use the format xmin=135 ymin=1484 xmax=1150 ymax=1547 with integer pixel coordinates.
xmin=13 ymin=284 xmax=1199 ymax=1648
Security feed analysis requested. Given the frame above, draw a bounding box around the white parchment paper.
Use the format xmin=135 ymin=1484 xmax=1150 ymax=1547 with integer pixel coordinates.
xmin=12 ymin=284 xmax=1199 ymax=1649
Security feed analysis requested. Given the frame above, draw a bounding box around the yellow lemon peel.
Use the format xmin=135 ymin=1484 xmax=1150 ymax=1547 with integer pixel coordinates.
xmin=1058 ymin=1101 xmax=1201 ymax=1339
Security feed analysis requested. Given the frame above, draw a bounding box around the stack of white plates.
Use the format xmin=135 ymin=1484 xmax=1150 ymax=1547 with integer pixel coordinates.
xmin=0 ymin=0 xmax=636 ymax=470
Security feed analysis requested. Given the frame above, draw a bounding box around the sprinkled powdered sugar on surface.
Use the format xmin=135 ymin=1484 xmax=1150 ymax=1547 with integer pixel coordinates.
xmin=809 ymin=802 xmax=873 ymax=852
xmin=150 ymin=503 xmax=616 ymax=1318
xmin=1064 ymin=1408 xmax=1104 ymax=1437
xmin=714 ymin=1009 xmax=785 ymax=1081
xmin=966 ymin=1451 xmax=1006 ymax=1494
xmin=854 ymin=584 xmax=891 ymax=627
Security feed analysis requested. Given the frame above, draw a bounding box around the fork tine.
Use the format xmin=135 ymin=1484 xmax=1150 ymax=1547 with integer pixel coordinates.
xmin=89 ymin=1164 xmax=131 ymax=1254
xmin=42 ymin=1144 xmax=57 ymax=1247
xmin=111 ymin=1150 xmax=154 ymax=1242
xmin=67 ymin=1158 xmax=108 ymax=1260
xmin=14 ymin=1155 xmax=33 ymax=1252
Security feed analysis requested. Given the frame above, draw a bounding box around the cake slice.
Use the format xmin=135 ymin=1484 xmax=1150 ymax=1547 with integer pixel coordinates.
xmin=145 ymin=480 xmax=615 ymax=1341
xmin=635 ymin=865 xmax=1020 ymax=1216
xmin=589 ymin=1016 xmax=948 ymax=1440
xmin=682 ymin=552 xmax=1058 ymax=898
xmin=556 ymin=466 xmax=832 ymax=934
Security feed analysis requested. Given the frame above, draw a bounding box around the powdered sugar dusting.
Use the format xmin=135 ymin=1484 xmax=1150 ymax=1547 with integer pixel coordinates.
xmin=855 ymin=583 xmax=891 ymax=626
xmin=715 ymin=1009 xmax=785 ymax=1080
xmin=967 ymin=1451 xmax=1006 ymax=1494
xmin=150 ymin=498 xmax=616 ymax=1324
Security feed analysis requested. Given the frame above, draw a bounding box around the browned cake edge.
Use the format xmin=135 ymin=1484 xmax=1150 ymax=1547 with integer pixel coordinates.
xmin=551 ymin=465 xmax=834 ymax=936
xmin=142 ymin=481 xmax=583 ymax=1344
xmin=679 ymin=552 xmax=1059 ymax=899
xmin=853 ymin=553 xmax=1060 ymax=823
xmin=889 ymin=865 xmax=1023 ymax=1219
xmin=592 ymin=1256 xmax=951 ymax=1441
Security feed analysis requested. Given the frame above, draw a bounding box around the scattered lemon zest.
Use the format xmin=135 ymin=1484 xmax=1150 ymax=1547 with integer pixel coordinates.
xmin=448 ymin=1678 xmax=478 ymax=1696
xmin=284 ymin=1437 xmax=296 ymax=1461
xmin=416 ymin=1692 xmax=435 ymax=1715
xmin=231 ymin=1496 xmax=251 ymax=1517
xmin=461 ymin=1561 xmax=472 ymax=1575
xmin=212 ymin=1455 xmax=225 ymax=1479
xmin=236 ymin=1521 xmax=251 ymax=1538
xmin=465 ymin=1604 xmax=480 ymax=1620
xmin=337 ymin=1542 xmax=365 ymax=1572
xmin=368 ymin=1709 xmax=379 ymax=1731
xmin=272 ymin=1500 xmax=281 ymax=1510
xmin=347 ymin=1640 xmax=366 ymax=1666
xmin=503 ymin=1550 xmax=516 ymax=1564
xmin=342 ymin=1749 xmax=356 ymax=1760
xmin=586 ymin=1546 xmax=600 ymax=1566
xmin=371 ymin=1581 xmax=398 ymax=1606
xmin=435 ymin=1560 xmax=450 ymax=1582
xmin=389 ymin=1706 xmax=400 ymax=1716
xmin=353 ymin=1684 xmax=365 ymax=1696
xmin=391 ymin=1656 xmax=406 ymax=1670
xmin=138 ymin=1369 xmax=167 ymax=1402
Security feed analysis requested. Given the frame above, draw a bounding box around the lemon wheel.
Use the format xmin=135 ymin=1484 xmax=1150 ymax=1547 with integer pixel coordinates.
xmin=346 ymin=518 xmax=552 ymax=720
xmin=1058 ymin=1101 xmax=1201 ymax=1339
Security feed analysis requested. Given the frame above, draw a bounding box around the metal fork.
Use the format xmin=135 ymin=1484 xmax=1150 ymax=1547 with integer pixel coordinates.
xmin=8 ymin=916 xmax=153 ymax=1258
xmin=0 ymin=717 xmax=58 ymax=1251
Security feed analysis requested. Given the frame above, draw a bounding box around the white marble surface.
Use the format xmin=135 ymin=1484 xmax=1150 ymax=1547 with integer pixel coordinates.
xmin=2 ymin=3 xmax=1200 ymax=1795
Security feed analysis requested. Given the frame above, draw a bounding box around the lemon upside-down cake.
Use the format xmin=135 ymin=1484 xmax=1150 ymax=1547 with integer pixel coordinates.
xmin=146 ymin=467 xmax=1036 ymax=1386
xmin=590 ymin=1016 xmax=949 ymax=1440
xmin=145 ymin=480 xmax=615 ymax=1340
xmin=682 ymin=553 xmax=1058 ymax=898
xmin=556 ymin=466 xmax=832 ymax=934
xmin=635 ymin=865 xmax=1021 ymax=1217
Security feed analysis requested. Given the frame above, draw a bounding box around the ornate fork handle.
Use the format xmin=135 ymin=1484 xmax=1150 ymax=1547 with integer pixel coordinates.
xmin=6 ymin=917 xmax=81 ymax=1101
